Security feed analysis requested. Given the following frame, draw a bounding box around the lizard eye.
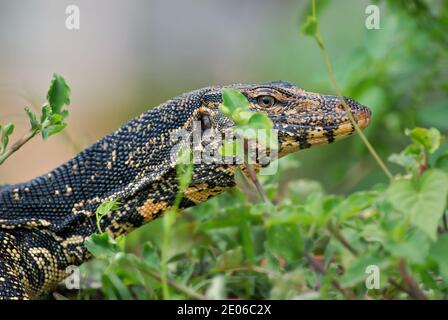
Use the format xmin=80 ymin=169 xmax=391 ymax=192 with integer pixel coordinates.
xmin=257 ymin=95 xmax=276 ymax=108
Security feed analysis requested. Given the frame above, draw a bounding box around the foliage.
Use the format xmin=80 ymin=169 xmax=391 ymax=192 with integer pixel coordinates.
xmin=0 ymin=74 xmax=71 ymax=165
xmin=78 ymin=119 xmax=448 ymax=300
xmin=26 ymin=73 xmax=71 ymax=140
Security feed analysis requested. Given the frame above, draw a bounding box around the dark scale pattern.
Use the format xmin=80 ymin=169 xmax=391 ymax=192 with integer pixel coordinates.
xmin=0 ymin=82 xmax=371 ymax=299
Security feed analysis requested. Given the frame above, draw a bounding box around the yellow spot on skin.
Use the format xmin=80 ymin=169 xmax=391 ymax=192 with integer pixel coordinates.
xmin=65 ymin=185 xmax=73 ymax=195
xmin=38 ymin=219 xmax=51 ymax=227
xmin=13 ymin=193 xmax=22 ymax=201
xmin=332 ymin=124 xmax=353 ymax=140
xmin=61 ymin=235 xmax=85 ymax=247
xmin=184 ymin=184 xmax=226 ymax=204
xmin=137 ymin=199 xmax=169 ymax=221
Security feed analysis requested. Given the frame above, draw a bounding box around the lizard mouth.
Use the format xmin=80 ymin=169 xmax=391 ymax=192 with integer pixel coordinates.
xmin=275 ymin=98 xmax=371 ymax=153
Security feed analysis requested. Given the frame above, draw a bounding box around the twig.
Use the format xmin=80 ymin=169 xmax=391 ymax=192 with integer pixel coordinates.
xmin=244 ymin=163 xmax=270 ymax=203
xmin=327 ymin=223 xmax=358 ymax=256
xmin=305 ymin=252 xmax=353 ymax=299
xmin=242 ymin=138 xmax=270 ymax=203
xmin=0 ymin=129 xmax=38 ymax=165
xmin=308 ymin=0 xmax=393 ymax=181
xmin=388 ymin=278 xmax=414 ymax=297
xmin=28 ymin=100 xmax=83 ymax=154
xmin=398 ymin=259 xmax=427 ymax=300
xmin=132 ymin=261 xmax=207 ymax=300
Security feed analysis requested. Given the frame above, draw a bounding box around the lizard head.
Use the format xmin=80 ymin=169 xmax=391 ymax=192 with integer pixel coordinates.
xmin=201 ymin=81 xmax=371 ymax=161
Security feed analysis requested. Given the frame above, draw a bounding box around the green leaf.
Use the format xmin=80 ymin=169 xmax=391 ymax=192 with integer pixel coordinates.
xmin=247 ymin=112 xmax=273 ymax=130
xmin=361 ymin=224 xmax=386 ymax=244
xmin=301 ymin=15 xmax=318 ymax=36
xmin=176 ymin=148 xmax=193 ymax=193
xmin=142 ymin=242 xmax=160 ymax=270
xmin=95 ymin=200 xmax=121 ymax=233
xmin=232 ymin=110 xmax=253 ymax=125
xmin=240 ymin=221 xmax=255 ymax=263
xmin=434 ymin=152 xmax=448 ymax=173
xmin=101 ymin=273 xmax=133 ymax=300
xmin=429 ymin=234 xmax=448 ymax=283
xmin=386 ymin=169 xmax=448 ymax=240
xmin=221 ymin=88 xmax=249 ymax=116
xmin=0 ymin=123 xmax=15 ymax=154
xmin=85 ymin=233 xmax=120 ymax=259
xmin=50 ymin=113 xmax=63 ymax=123
xmin=218 ymin=140 xmax=243 ymax=158
xmin=47 ymin=73 xmax=71 ymax=114
xmin=41 ymin=123 xmax=67 ymax=140
xmin=40 ymin=104 xmax=51 ymax=123
xmin=97 ymin=200 xmax=121 ymax=217
xmin=384 ymin=229 xmax=431 ymax=264
xmin=266 ymin=223 xmax=303 ymax=262
xmin=340 ymin=253 xmax=388 ymax=287
xmin=406 ymin=127 xmax=442 ymax=154
xmin=215 ymin=247 xmax=244 ymax=270
xmin=388 ymin=145 xmax=421 ymax=172
xmin=24 ymin=108 xmax=40 ymax=131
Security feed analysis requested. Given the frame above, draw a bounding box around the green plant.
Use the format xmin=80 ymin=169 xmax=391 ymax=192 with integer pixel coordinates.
xmin=0 ymin=74 xmax=71 ymax=165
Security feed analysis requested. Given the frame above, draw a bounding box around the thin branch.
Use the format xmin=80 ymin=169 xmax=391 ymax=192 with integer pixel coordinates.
xmin=242 ymin=138 xmax=270 ymax=203
xmin=0 ymin=129 xmax=38 ymax=165
xmin=327 ymin=223 xmax=358 ymax=256
xmin=388 ymin=278 xmax=414 ymax=297
xmin=398 ymin=259 xmax=427 ymax=300
xmin=244 ymin=163 xmax=270 ymax=203
xmin=305 ymin=252 xmax=354 ymax=299
xmin=309 ymin=0 xmax=393 ymax=181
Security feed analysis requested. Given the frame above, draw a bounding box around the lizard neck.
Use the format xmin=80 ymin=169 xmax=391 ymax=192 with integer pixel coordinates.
xmin=0 ymin=87 xmax=236 ymax=265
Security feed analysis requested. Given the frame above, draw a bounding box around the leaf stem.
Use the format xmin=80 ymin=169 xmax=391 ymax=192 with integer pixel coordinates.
xmin=0 ymin=129 xmax=38 ymax=166
xmin=327 ymin=222 xmax=358 ymax=256
xmin=398 ymin=259 xmax=427 ymax=300
xmin=305 ymin=252 xmax=353 ymax=299
xmin=309 ymin=0 xmax=393 ymax=181
xmin=244 ymin=163 xmax=270 ymax=203
xmin=242 ymin=138 xmax=270 ymax=203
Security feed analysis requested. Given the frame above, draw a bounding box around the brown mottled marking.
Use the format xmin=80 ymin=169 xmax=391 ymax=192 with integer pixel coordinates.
xmin=137 ymin=199 xmax=169 ymax=221
xmin=184 ymin=184 xmax=227 ymax=204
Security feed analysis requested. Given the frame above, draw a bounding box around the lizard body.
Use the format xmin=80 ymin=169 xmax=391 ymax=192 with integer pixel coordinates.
xmin=0 ymin=81 xmax=370 ymax=299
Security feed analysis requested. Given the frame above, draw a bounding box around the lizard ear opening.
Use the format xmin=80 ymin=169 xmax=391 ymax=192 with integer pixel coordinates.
xmin=200 ymin=111 xmax=212 ymax=131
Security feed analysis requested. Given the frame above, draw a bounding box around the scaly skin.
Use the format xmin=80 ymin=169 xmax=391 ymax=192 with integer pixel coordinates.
xmin=0 ymin=81 xmax=371 ymax=299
